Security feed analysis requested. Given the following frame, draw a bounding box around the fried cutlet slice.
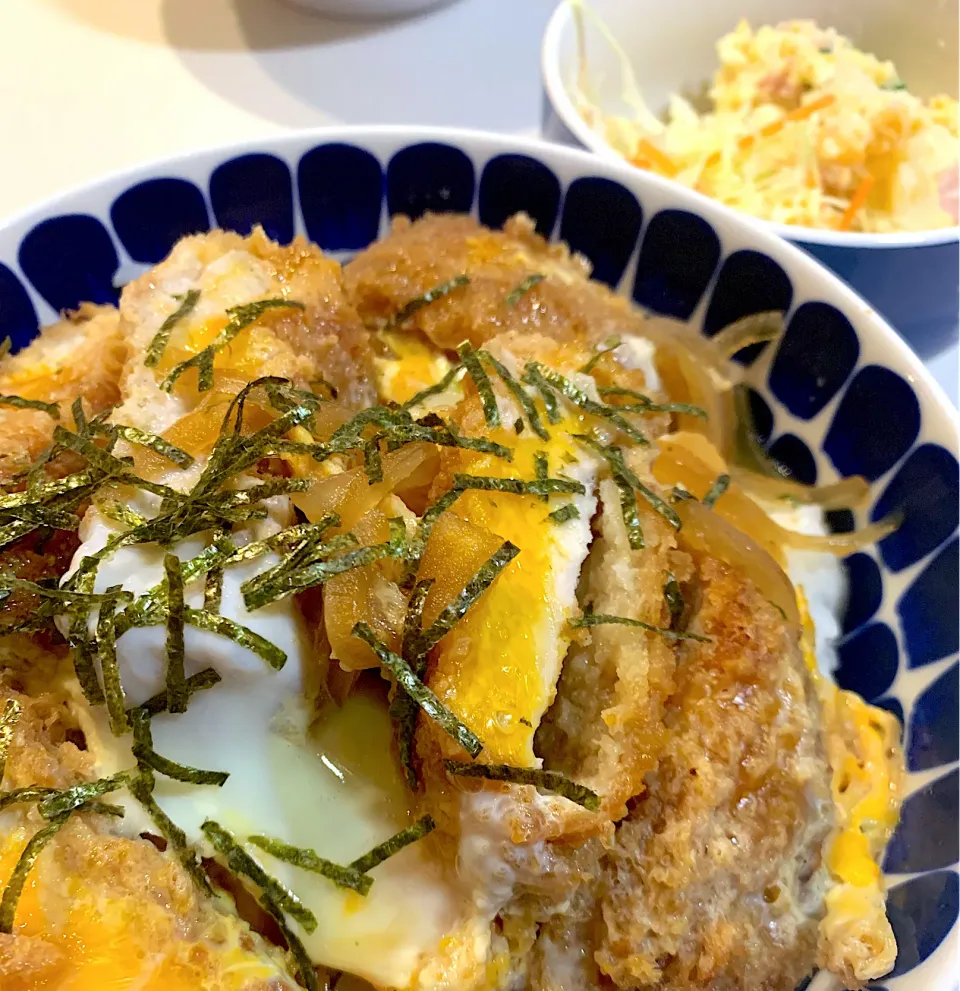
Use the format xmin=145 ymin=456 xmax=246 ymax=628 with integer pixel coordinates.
xmin=0 ymin=304 xmax=127 ymax=484
xmin=596 ymin=554 xmax=838 ymax=991
xmin=116 ymin=226 xmax=375 ymax=438
xmin=342 ymin=213 xmax=653 ymax=352
xmin=0 ymin=683 xmax=294 ymax=991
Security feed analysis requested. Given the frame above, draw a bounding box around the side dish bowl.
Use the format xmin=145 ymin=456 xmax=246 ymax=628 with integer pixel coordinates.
xmin=0 ymin=126 xmax=956 ymax=988
xmin=541 ymin=0 xmax=960 ymax=359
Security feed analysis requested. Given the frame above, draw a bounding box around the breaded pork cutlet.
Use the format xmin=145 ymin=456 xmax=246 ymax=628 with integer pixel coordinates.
xmin=346 ymin=213 xmax=902 ymax=991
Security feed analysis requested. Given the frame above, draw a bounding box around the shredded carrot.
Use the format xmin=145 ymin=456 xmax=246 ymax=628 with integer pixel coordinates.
xmin=704 ymin=93 xmax=838 ymax=168
xmin=632 ymin=139 xmax=678 ymax=177
xmin=837 ymin=174 xmax=877 ymax=230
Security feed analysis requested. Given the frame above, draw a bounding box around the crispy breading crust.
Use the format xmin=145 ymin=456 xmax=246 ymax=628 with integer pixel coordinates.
xmin=597 ymin=554 xmax=836 ymax=991
xmin=0 ymin=304 xmax=127 ymax=484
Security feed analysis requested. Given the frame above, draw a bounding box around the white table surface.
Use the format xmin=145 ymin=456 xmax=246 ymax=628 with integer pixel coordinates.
xmin=0 ymin=0 xmax=956 ymax=401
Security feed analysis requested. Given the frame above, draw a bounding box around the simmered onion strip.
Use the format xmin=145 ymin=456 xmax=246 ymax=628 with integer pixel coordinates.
xmin=707 ymin=311 xmax=785 ymax=359
xmin=674 ymin=497 xmax=800 ymax=629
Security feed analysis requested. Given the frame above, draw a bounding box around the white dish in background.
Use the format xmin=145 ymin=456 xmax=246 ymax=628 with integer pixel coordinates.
xmin=280 ymin=0 xmax=456 ymax=19
xmin=541 ymin=0 xmax=960 ymax=359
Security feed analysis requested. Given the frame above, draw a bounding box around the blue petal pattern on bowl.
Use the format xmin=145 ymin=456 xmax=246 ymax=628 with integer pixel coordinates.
xmin=111 ymin=177 xmax=210 ymax=264
xmin=0 ymin=133 xmax=955 ymax=986
xmin=210 ymin=154 xmax=294 ymax=245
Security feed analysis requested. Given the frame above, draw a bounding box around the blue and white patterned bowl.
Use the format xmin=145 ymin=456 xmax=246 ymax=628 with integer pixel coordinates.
xmin=0 ymin=127 xmax=956 ymax=989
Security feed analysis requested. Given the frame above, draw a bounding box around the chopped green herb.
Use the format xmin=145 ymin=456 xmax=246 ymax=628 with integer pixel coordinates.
xmin=702 ymin=473 xmax=731 ymax=509
xmin=881 ymin=78 xmax=907 ymax=90
xmin=0 ymin=394 xmax=60 ymax=418
xmin=0 ymin=699 xmax=21 ymax=784
xmin=97 ymin=588 xmax=128 ymax=736
xmin=249 ymin=835 xmax=372 ymax=895
xmin=144 ymin=289 xmax=200 ymax=368
xmin=444 ymin=761 xmax=600 ymax=811
xmin=505 ymin=273 xmax=545 ymax=306
xmin=352 ymin=622 xmax=483 ymax=758
xmin=663 ymin=573 xmax=684 ymax=624
xmin=0 ymin=812 xmax=71 ymax=933
xmin=348 ymin=815 xmax=436 ymax=874
xmin=201 ymin=820 xmax=317 ymax=934
xmin=163 ymin=555 xmax=188 ymax=714
xmin=388 ymin=275 xmax=470 ymax=327
xmin=580 ymin=336 xmax=621 ymax=374
xmin=457 ymin=341 xmax=500 ymax=428
xmin=548 ymin=503 xmax=580 ymax=524
xmin=571 ymin=612 xmax=710 ymax=642
xmin=161 ymin=299 xmax=305 ymax=393
xmin=479 ymin=350 xmax=549 ymax=440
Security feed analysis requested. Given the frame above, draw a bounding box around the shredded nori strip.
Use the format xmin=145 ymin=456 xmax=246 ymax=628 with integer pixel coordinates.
xmin=98 ymin=423 xmax=194 ymax=469
xmin=457 ymin=341 xmax=500 ymax=428
xmin=163 ymin=555 xmax=188 ymax=714
xmin=533 ymin=451 xmax=549 ymax=502
xmin=203 ymin=530 xmax=231 ymax=614
xmin=144 ymin=289 xmax=200 ymax=368
xmin=663 ymin=573 xmax=684 ymax=624
xmin=133 ymin=668 xmax=221 ymax=717
xmin=416 ymin=541 xmax=520 ymax=658
xmin=444 ymin=761 xmax=600 ymax=811
xmin=598 ymin=386 xmax=708 ymax=418
xmin=0 ymin=577 xmax=132 ymax=608
xmin=391 ymin=578 xmax=434 ymax=789
xmin=37 ymin=772 xmax=130 ymax=819
xmin=201 ymin=820 xmax=318 ymax=934
xmin=0 ymin=786 xmax=57 ymax=812
xmin=449 ymin=473 xmax=585 ymax=498
xmin=388 ymin=275 xmax=470 ymax=327
xmin=130 ymin=709 xmax=228 ymax=786
xmin=249 ymin=835 xmax=372 ymax=895
xmin=580 ymin=336 xmax=621 ymax=374
xmin=548 ymin=503 xmax=580 ymax=524
xmin=479 ymin=350 xmax=549 ymax=440
xmin=525 ymin=362 xmax=648 ymax=446
xmin=0 ymin=812 xmax=71 ymax=932
xmin=363 ymin=433 xmax=385 ymax=484
xmin=571 ymin=612 xmax=710 ymax=642
xmin=522 ymin=366 xmax=561 ymax=423
xmin=0 ymin=699 xmax=21 ymax=784
xmin=702 ymin=473 xmax=731 ymax=509
xmin=0 ymin=503 xmax=80 ymax=531
xmin=161 ymin=298 xmax=306 ymax=393
xmin=65 ymin=561 xmax=106 ymax=707
xmin=671 ymin=485 xmax=696 ymax=503
xmin=97 ymin=587 xmax=129 ymax=736
xmin=401 ymin=364 xmax=465 ymax=410
xmin=259 ymin=892 xmax=321 ymax=991
xmin=185 ymin=608 xmax=287 ymax=670
xmin=505 ymin=273 xmax=545 ymax=306
xmin=0 ymin=394 xmax=60 ymax=418
xmin=348 ymin=815 xmax=436 ymax=874
xmin=352 ymin=622 xmax=483 ymax=758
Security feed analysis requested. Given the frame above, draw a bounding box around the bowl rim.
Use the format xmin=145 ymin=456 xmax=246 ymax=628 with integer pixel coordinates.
xmin=541 ymin=0 xmax=960 ymax=250
xmin=0 ymin=121 xmax=956 ymax=431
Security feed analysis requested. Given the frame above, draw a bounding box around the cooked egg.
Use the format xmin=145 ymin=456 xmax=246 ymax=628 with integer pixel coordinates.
xmin=64 ymin=494 xmax=461 ymax=990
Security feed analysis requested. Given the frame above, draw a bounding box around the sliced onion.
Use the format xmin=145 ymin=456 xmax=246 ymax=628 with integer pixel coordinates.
xmin=708 ymin=311 xmax=784 ymax=359
xmin=674 ymin=497 xmax=800 ymax=629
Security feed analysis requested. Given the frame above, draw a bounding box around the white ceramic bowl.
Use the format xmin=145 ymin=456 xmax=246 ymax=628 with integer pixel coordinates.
xmin=0 ymin=125 xmax=956 ymax=990
xmin=281 ymin=0 xmax=455 ymax=19
xmin=541 ymin=0 xmax=960 ymax=358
